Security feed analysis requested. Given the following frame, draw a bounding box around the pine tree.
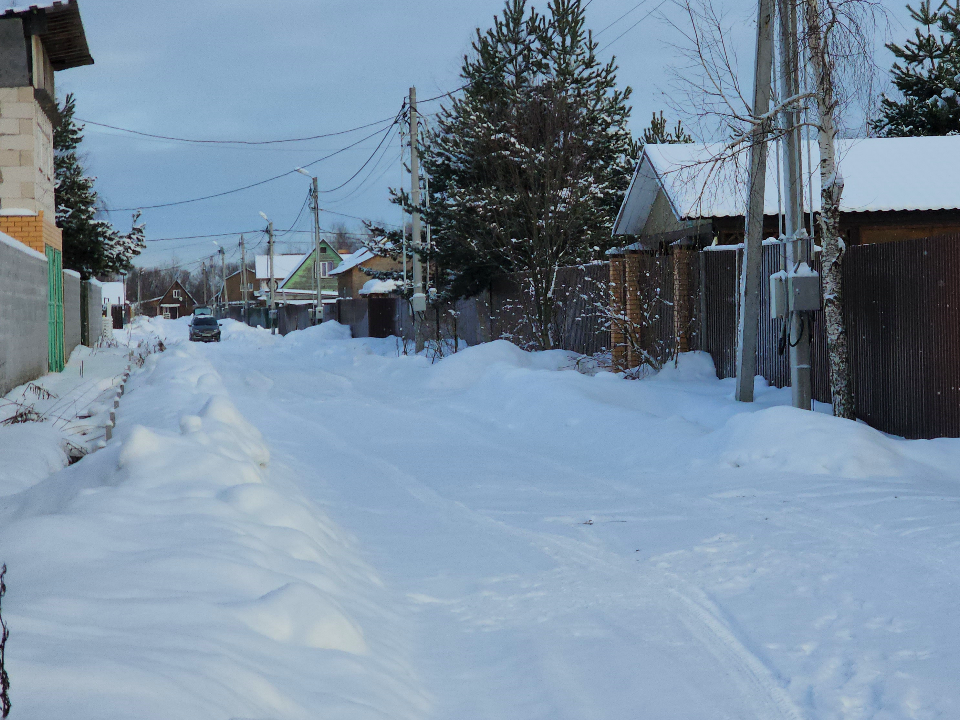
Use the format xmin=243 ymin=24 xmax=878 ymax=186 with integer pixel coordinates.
xmin=368 ymin=0 xmax=637 ymax=349
xmin=55 ymin=94 xmax=145 ymax=279
xmin=641 ymin=111 xmax=693 ymax=144
xmin=872 ymin=0 xmax=960 ymax=136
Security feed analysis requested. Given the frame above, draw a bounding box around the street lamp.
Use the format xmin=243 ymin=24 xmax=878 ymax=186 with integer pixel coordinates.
xmin=296 ymin=167 xmax=323 ymax=324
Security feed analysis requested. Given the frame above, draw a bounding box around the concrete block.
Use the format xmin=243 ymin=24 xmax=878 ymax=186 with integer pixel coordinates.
xmin=0 ymin=149 xmax=19 ymax=165
xmin=19 ymin=182 xmax=34 ymax=199
xmin=17 ymin=87 xmax=33 ymax=103
xmin=18 ymin=149 xmax=32 ymax=166
xmin=0 ymin=88 xmax=18 ymax=102
xmin=0 ymin=235 xmax=48 ymax=396
xmin=0 ymin=118 xmax=19 ymax=134
xmin=2 ymin=101 xmax=34 ymax=119
xmin=18 ymin=118 xmax=32 ymax=134
xmin=0 ymin=133 xmax=33 ymax=150
xmin=2 ymin=164 xmax=33 ymax=182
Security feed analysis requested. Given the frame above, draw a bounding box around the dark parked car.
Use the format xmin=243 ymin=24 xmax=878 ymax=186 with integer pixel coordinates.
xmin=189 ymin=315 xmax=221 ymax=342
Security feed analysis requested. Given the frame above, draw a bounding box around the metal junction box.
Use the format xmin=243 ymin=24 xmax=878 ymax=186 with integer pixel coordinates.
xmin=770 ymin=269 xmax=821 ymax=318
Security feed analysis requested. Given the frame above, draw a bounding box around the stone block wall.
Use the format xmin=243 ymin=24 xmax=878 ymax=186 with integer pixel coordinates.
xmin=0 ymin=86 xmax=55 ymax=220
xmin=0 ymin=233 xmax=48 ymax=395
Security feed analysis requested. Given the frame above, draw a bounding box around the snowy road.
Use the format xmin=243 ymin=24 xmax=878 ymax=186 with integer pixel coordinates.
xmin=202 ymin=321 xmax=959 ymax=719
xmin=5 ymin=317 xmax=960 ymax=719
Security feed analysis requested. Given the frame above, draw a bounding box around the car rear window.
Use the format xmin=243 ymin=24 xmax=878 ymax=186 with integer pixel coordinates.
xmin=194 ymin=317 xmax=218 ymax=326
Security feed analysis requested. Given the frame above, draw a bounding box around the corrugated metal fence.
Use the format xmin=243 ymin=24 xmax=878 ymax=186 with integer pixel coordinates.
xmin=700 ymin=234 xmax=960 ymax=438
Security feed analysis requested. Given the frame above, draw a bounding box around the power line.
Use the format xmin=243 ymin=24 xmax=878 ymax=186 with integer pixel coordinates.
xmin=106 ymin=115 xmax=402 ymax=213
xmin=595 ymin=0 xmax=649 ymax=36
xmin=316 ymin=116 xmax=401 ymax=193
xmin=598 ymin=0 xmax=670 ymax=52
xmin=77 ymin=114 xmax=399 ymax=146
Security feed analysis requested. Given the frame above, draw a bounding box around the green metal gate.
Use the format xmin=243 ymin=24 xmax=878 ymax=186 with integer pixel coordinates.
xmin=46 ymin=245 xmax=64 ymax=372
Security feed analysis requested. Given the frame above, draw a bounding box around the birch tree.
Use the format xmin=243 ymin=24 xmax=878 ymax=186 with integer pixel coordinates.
xmin=804 ymin=0 xmax=853 ymax=417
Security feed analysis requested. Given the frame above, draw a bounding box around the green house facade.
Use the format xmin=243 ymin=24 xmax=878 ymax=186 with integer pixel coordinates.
xmin=280 ymin=241 xmax=343 ymax=295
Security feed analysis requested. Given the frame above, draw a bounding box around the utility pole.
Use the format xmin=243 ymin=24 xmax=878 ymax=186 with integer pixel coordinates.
xmin=240 ymin=235 xmax=248 ymax=324
xmin=202 ymin=262 xmax=208 ymax=305
xmin=311 ymin=176 xmax=322 ymax=324
xmin=778 ymin=0 xmax=812 ymax=410
xmin=267 ymin=220 xmax=276 ymax=335
xmin=409 ymin=86 xmax=426 ymax=352
xmin=735 ymin=0 xmax=775 ymax=402
xmin=219 ymin=245 xmax=227 ymax=316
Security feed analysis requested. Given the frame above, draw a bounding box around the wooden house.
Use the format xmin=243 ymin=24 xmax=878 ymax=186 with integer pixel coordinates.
xmin=141 ymin=280 xmax=196 ymax=319
xmin=609 ymin=136 xmax=960 ymax=364
xmin=330 ymin=249 xmax=402 ymax=299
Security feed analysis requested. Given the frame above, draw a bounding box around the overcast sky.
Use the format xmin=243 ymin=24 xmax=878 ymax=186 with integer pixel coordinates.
xmin=55 ymin=0 xmax=911 ymax=271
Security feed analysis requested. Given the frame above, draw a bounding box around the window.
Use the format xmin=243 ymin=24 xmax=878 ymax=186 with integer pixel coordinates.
xmin=320 ymin=261 xmax=334 ymax=278
xmin=172 ymin=289 xmax=182 ymax=299
xmin=247 ymin=283 xmax=253 ymax=290
xmin=320 ymin=246 xmax=327 ymax=253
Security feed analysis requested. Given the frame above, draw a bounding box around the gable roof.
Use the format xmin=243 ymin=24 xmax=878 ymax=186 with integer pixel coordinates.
xmin=255 ymin=253 xmax=306 ymax=283
xmin=162 ymin=279 xmax=196 ymax=305
xmin=280 ymin=244 xmax=343 ymax=289
xmin=614 ymin=137 xmax=960 ymax=235
xmin=329 ymin=248 xmax=374 ymax=276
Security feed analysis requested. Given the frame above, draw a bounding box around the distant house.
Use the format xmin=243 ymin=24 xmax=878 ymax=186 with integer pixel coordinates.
xmin=278 ymin=243 xmax=344 ymax=307
xmin=330 ymin=249 xmax=402 ymax=299
xmin=253 ymin=253 xmax=305 ymax=304
xmin=221 ymin=265 xmax=255 ymax=307
xmin=141 ymin=280 xmax=196 ymax=319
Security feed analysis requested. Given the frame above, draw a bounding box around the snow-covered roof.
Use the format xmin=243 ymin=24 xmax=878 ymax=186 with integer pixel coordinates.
xmin=255 ymin=254 xmax=306 ymax=283
xmin=329 ymin=249 xmax=374 ymax=276
xmin=614 ymin=137 xmax=960 ymax=235
xmin=359 ymin=278 xmax=399 ymax=295
xmin=101 ymin=281 xmax=125 ymax=305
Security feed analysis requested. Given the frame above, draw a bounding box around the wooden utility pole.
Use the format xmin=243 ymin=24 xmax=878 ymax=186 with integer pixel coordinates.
xmin=202 ymin=262 xmax=208 ymax=305
xmin=267 ymin=221 xmax=276 ymax=335
xmin=219 ymin=245 xmax=227 ymax=315
xmin=409 ymin=86 xmax=426 ymax=352
xmin=311 ymin=176 xmax=321 ymax=324
xmin=779 ymin=0 xmax=813 ymax=410
xmin=240 ymin=235 xmax=248 ymax=324
xmin=735 ymin=0 xmax=776 ymax=402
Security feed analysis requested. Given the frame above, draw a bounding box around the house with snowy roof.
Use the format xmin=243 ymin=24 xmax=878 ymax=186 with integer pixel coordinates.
xmin=253 ymin=253 xmax=306 ymax=304
xmin=277 ymin=242 xmax=344 ymax=303
xmin=608 ymin=136 xmax=960 ymax=365
xmin=329 ymin=248 xmax=402 ymax=299
xmin=613 ymin=136 xmax=960 ymax=249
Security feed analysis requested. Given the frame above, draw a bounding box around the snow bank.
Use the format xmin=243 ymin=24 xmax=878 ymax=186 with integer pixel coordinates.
xmin=0 ymin=345 xmax=429 ymax=719
xmin=702 ymin=405 xmax=908 ymax=478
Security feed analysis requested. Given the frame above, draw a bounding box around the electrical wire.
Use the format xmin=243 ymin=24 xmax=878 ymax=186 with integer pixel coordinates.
xmin=106 ymin=115 xmax=403 ymax=213
xmin=595 ymin=0 xmax=650 ymax=36
xmin=598 ymin=0 xmax=670 ymax=52
xmin=77 ymin=114 xmax=399 ymax=146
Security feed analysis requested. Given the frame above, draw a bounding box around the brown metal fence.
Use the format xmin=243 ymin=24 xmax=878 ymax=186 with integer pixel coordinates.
xmin=488 ymin=263 xmax=611 ymax=355
xmin=700 ymin=235 xmax=960 ymax=438
xmin=844 ymin=235 xmax=960 ymax=439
